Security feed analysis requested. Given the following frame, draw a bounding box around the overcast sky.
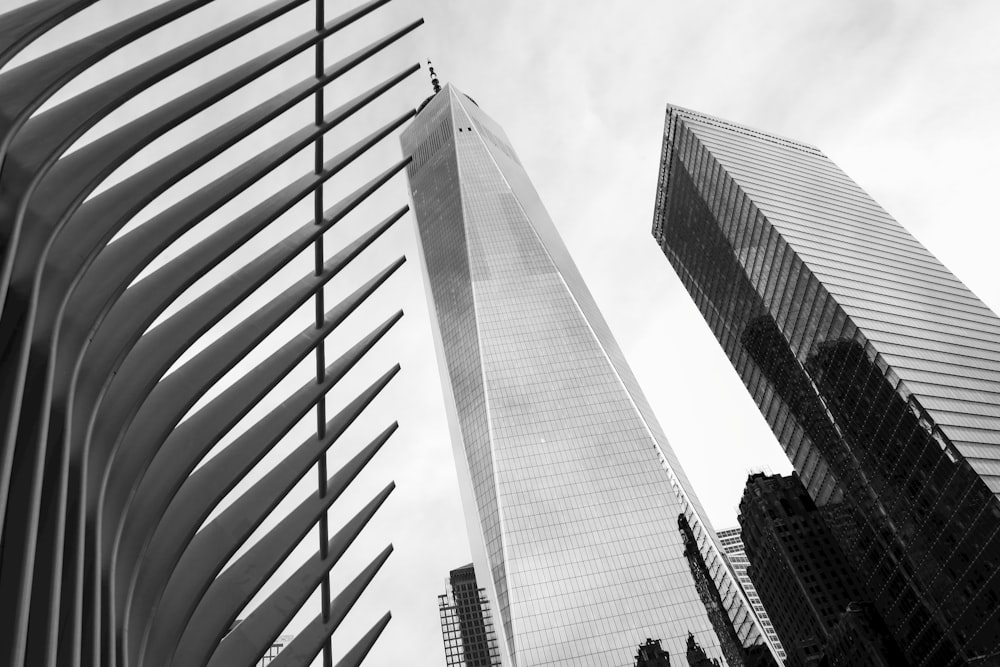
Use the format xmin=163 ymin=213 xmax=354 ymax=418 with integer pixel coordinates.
xmin=7 ymin=0 xmax=1000 ymax=664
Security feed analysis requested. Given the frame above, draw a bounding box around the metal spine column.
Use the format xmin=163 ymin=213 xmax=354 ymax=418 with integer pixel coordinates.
xmin=313 ymin=2 xmax=334 ymax=667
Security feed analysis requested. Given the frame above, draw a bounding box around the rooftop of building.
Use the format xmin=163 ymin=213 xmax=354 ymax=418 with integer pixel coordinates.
xmin=664 ymin=102 xmax=823 ymax=155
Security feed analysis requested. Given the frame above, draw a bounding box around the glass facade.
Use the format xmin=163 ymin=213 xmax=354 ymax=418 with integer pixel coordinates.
xmin=677 ymin=515 xmax=774 ymax=666
xmin=403 ymin=86 xmax=775 ymax=666
xmin=717 ymin=528 xmax=786 ymax=662
xmin=653 ymin=105 xmax=1000 ymax=665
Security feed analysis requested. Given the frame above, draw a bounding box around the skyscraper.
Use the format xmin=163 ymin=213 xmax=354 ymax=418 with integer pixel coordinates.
xmin=403 ymin=85 xmax=776 ymax=665
xmin=652 ymin=104 xmax=1000 ymax=665
xmin=716 ymin=528 xmax=786 ymax=662
xmin=738 ymin=473 xmax=869 ymax=665
xmin=439 ymin=564 xmax=502 ymax=667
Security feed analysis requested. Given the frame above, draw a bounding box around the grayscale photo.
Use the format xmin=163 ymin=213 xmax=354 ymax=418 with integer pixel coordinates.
xmin=0 ymin=1 xmax=997 ymax=665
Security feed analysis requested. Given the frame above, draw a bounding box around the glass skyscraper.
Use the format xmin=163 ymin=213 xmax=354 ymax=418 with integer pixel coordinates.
xmin=653 ymin=104 xmax=1000 ymax=665
xmin=402 ymin=85 xmax=775 ymax=666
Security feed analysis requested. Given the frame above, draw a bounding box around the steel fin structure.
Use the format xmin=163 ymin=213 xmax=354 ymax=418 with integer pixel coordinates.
xmin=0 ymin=1 xmax=422 ymax=666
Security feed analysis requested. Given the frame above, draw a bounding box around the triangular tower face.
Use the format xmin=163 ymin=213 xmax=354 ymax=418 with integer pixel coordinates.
xmin=402 ymin=86 xmax=773 ymax=665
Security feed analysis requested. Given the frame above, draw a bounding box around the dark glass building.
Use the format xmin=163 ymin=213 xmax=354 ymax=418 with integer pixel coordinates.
xmin=439 ymin=564 xmax=502 ymax=667
xmin=404 ymin=85 xmax=776 ymax=665
xmin=817 ymin=602 xmax=907 ymax=667
xmin=739 ymin=473 xmax=868 ymax=665
xmin=652 ymin=104 xmax=1000 ymax=665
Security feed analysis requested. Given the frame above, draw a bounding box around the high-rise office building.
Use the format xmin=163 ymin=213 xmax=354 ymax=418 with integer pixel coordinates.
xmin=403 ymin=85 xmax=776 ymax=665
xmin=439 ymin=564 xmax=502 ymax=667
xmin=652 ymin=104 xmax=1000 ymax=665
xmin=716 ymin=528 xmax=786 ymax=662
xmin=739 ymin=473 xmax=869 ymax=665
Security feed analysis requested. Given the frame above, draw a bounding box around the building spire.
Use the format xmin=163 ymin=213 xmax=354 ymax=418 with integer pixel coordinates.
xmin=427 ymin=59 xmax=441 ymax=94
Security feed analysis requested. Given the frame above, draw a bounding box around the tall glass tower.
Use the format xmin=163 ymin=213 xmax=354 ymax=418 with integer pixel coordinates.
xmin=653 ymin=104 xmax=1000 ymax=665
xmin=402 ymin=85 xmax=775 ymax=666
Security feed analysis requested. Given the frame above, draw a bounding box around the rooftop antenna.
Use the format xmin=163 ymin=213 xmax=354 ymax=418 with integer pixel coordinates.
xmin=427 ymin=59 xmax=441 ymax=94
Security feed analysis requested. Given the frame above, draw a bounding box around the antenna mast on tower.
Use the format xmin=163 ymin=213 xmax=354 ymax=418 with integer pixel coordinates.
xmin=427 ymin=60 xmax=441 ymax=93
